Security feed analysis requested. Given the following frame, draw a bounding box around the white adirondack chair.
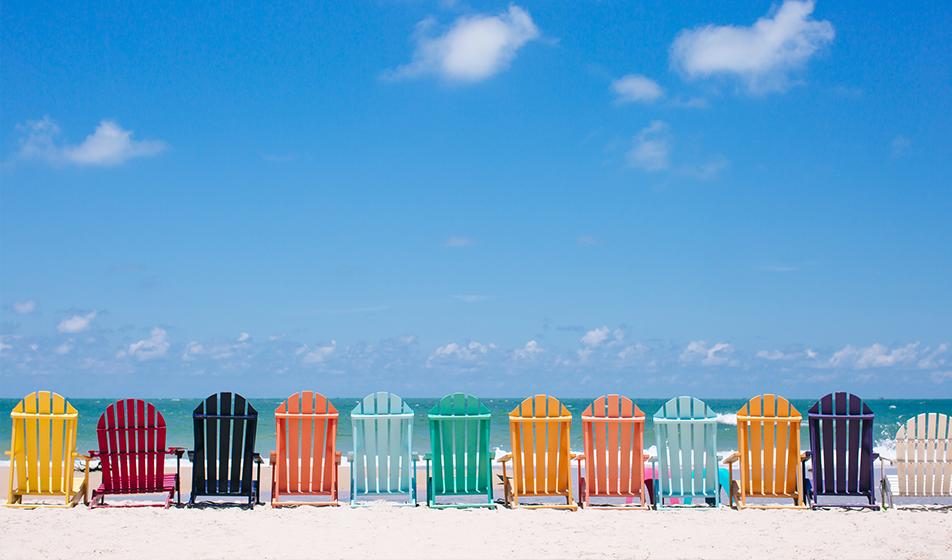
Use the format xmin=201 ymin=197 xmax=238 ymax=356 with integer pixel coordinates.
xmin=881 ymin=412 xmax=952 ymax=508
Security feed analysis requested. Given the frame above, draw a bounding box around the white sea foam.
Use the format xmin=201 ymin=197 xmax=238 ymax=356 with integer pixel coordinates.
xmin=715 ymin=413 xmax=737 ymax=426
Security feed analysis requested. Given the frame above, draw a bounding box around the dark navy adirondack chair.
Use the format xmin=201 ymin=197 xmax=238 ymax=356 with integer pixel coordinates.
xmin=806 ymin=392 xmax=878 ymax=508
xmin=187 ymin=392 xmax=263 ymax=507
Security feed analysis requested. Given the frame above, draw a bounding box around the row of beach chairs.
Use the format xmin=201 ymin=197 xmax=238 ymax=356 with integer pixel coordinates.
xmin=4 ymin=391 xmax=951 ymax=510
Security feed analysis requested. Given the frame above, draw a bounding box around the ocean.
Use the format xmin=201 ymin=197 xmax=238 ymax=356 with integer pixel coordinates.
xmin=2 ymin=397 xmax=950 ymax=460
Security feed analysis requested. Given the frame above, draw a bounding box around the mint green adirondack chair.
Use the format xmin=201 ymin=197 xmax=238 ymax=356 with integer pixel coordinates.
xmin=652 ymin=396 xmax=728 ymax=508
xmin=349 ymin=392 xmax=417 ymax=506
xmin=425 ymin=393 xmax=495 ymax=509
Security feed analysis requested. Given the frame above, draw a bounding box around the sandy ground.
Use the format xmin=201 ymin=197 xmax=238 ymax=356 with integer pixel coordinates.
xmin=2 ymin=464 xmax=951 ymax=560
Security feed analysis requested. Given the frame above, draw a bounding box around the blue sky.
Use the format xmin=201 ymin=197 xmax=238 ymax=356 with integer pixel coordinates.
xmin=1 ymin=1 xmax=950 ymax=398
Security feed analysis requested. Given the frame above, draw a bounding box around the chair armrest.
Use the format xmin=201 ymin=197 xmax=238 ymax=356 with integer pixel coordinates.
xmin=423 ymin=453 xmax=432 ymax=461
xmin=73 ymin=452 xmax=92 ymax=462
xmin=879 ymin=456 xmax=894 ymax=465
xmin=644 ymin=454 xmax=654 ymax=463
xmin=3 ymin=450 xmax=11 ymax=456
xmin=88 ymin=450 xmax=100 ymax=459
xmin=187 ymin=450 xmax=195 ymax=462
xmin=799 ymin=451 xmax=809 ymax=462
xmin=872 ymin=452 xmax=880 ymax=461
xmin=269 ymin=451 xmax=277 ymax=466
xmin=346 ymin=451 xmax=354 ymax=462
xmin=575 ymin=454 xmax=585 ymax=464
xmin=252 ymin=453 xmax=264 ymax=464
xmin=497 ymin=453 xmax=512 ymax=464
xmin=335 ymin=451 xmax=342 ymax=464
xmin=722 ymin=451 xmax=740 ymax=464
xmin=167 ymin=447 xmax=185 ymax=458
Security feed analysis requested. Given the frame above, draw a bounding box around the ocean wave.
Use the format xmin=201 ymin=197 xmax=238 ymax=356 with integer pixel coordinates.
xmin=715 ymin=413 xmax=737 ymax=426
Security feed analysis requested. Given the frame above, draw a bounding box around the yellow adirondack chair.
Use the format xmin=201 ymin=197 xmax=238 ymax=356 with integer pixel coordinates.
xmin=724 ymin=394 xmax=808 ymax=509
xmin=497 ymin=394 xmax=577 ymax=510
xmin=5 ymin=391 xmax=90 ymax=508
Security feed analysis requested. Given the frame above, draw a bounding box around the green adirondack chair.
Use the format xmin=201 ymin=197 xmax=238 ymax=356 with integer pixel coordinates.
xmin=652 ymin=396 xmax=728 ymax=508
xmin=424 ymin=393 xmax=495 ymax=509
xmin=348 ymin=392 xmax=417 ymax=506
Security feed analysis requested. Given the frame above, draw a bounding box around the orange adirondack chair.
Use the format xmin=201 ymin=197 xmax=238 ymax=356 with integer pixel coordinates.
xmin=576 ymin=394 xmax=649 ymax=508
xmin=724 ymin=394 xmax=808 ymax=509
xmin=269 ymin=391 xmax=341 ymax=507
xmin=497 ymin=394 xmax=577 ymax=510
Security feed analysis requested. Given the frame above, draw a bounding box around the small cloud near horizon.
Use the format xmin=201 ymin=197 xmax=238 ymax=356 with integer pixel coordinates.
xmin=15 ymin=116 xmax=166 ymax=166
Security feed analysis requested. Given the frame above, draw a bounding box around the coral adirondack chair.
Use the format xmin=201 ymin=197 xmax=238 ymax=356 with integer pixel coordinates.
xmin=187 ymin=392 xmax=263 ymax=507
xmin=724 ymin=394 xmax=808 ymax=509
xmin=89 ymin=399 xmax=184 ymax=508
xmin=5 ymin=391 xmax=90 ymax=508
xmin=270 ymin=391 xmax=341 ymax=507
xmin=576 ymin=394 xmax=649 ymax=509
xmin=425 ymin=393 xmax=495 ymax=508
xmin=498 ymin=394 xmax=577 ymax=510
xmin=349 ymin=392 xmax=417 ymax=506
xmin=881 ymin=412 xmax=952 ymax=508
xmin=653 ymin=396 xmax=726 ymax=508
xmin=806 ymin=392 xmax=878 ymax=508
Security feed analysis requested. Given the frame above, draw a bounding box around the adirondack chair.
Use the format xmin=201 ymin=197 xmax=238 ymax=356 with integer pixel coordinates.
xmin=425 ymin=393 xmax=494 ymax=509
xmin=89 ymin=399 xmax=185 ymax=508
xmin=881 ymin=412 xmax=952 ymax=508
xmin=187 ymin=392 xmax=263 ymax=507
xmin=349 ymin=392 xmax=417 ymax=506
xmin=575 ymin=394 xmax=649 ymax=509
xmin=806 ymin=392 xmax=878 ymax=508
xmin=5 ymin=391 xmax=90 ymax=508
xmin=497 ymin=394 xmax=577 ymax=510
xmin=724 ymin=394 xmax=808 ymax=509
xmin=270 ymin=391 xmax=341 ymax=507
xmin=653 ymin=396 xmax=727 ymax=508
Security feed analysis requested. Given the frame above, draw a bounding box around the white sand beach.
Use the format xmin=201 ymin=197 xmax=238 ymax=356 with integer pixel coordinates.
xmin=2 ymin=464 xmax=950 ymax=560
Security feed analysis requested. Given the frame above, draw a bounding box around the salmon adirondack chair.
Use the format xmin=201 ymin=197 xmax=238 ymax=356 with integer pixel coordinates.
xmin=806 ymin=392 xmax=878 ymax=508
xmin=653 ymin=396 xmax=726 ymax=508
xmin=725 ymin=394 xmax=807 ymax=509
xmin=270 ymin=391 xmax=341 ymax=507
xmin=187 ymin=392 xmax=263 ymax=507
xmin=881 ymin=412 xmax=952 ymax=508
xmin=89 ymin=399 xmax=184 ymax=508
xmin=425 ymin=393 xmax=495 ymax=508
xmin=576 ymin=394 xmax=649 ymax=509
xmin=498 ymin=394 xmax=577 ymax=510
xmin=349 ymin=392 xmax=417 ymax=506
xmin=5 ymin=391 xmax=90 ymax=508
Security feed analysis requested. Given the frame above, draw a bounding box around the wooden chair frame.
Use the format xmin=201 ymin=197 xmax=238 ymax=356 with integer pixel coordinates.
xmin=498 ymin=394 xmax=577 ymax=511
xmin=881 ymin=412 xmax=952 ymax=509
xmin=653 ymin=396 xmax=723 ymax=509
xmin=5 ymin=391 xmax=90 ymax=508
xmin=270 ymin=391 xmax=341 ymax=507
xmin=425 ymin=393 xmax=495 ymax=509
xmin=725 ymin=394 xmax=808 ymax=510
xmin=349 ymin=392 xmax=418 ymax=507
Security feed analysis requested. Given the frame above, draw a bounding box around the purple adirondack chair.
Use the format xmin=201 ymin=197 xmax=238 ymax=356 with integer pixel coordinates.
xmin=806 ymin=392 xmax=878 ymax=508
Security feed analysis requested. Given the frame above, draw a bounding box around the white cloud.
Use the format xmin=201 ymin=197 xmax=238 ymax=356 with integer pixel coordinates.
xmin=680 ymin=340 xmax=734 ymax=366
xmin=237 ymin=332 xmax=251 ymax=343
xmin=627 ymin=120 xmax=671 ymax=171
xmin=297 ymin=340 xmax=337 ymax=364
xmin=513 ymin=340 xmax=544 ymax=361
xmin=54 ymin=342 xmax=73 ymax=355
xmin=444 ymin=236 xmax=476 ymax=247
xmin=931 ymin=371 xmax=952 ymax=383
xmin=16 ymin=116 xmax=166 ymax=166
xmin=612 ymin=74 xmax=664 ymax=104
xmin=670 ymin=0 xmax=834 ymax=93
xmin=57 ymin=311 xmax=97 ymax=333
xmin=124 ymin=327 xmax=170 ymax=361
xmin=182 ymin=342 xmax=205 ymax=361
xmin=387 ymin=5 xmax=540 ymax=82
xmin=918 ymin=343 xmax=949 ymax=370
xmin=429 ymin=341 xmax=496 ymax=363
xmin=828 ymin=342 xmax=921 ymax=369
xmin=576 ymin=235 xmax=599 ymax=246
xmin=581 ymin=326 xmax=611 ymax=347
xmin=12 ymin=300 xmax=37 ymax=314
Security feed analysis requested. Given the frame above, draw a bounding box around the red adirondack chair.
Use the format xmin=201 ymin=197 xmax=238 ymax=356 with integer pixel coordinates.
xmin=89 ymin=399 xmax=184 ymax=508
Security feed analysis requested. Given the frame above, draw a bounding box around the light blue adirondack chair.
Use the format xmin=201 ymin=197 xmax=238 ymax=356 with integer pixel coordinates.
xmin=349 ymin=392 xmax=418 ymax=506
xmin=652 ymin=396 xmax=728 ymax=508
